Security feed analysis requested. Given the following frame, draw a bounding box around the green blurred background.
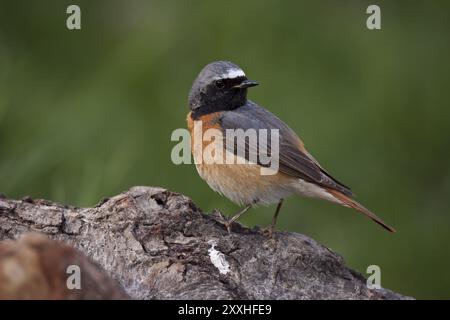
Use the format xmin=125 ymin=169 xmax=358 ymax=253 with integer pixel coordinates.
xmin=1 ymin=0 xmax=449 ymax=299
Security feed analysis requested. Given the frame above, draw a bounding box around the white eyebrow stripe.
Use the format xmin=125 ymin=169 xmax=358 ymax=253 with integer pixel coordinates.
xmin=214 ymin=68 xmax=246 ymax=80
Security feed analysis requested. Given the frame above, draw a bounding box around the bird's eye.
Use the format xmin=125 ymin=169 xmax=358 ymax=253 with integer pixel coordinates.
xmin=214 ymin=80 xmax=225 ymax=89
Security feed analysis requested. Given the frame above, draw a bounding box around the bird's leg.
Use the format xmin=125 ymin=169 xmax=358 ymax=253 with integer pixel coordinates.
xmin=224 ymin=204 xmax=252 ymax=234
xmin=263 ymin=199 xmax=284 ymax=237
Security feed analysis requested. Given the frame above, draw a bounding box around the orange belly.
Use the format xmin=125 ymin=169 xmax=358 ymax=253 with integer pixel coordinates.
xmin=196 ymin=161 xmax=295 ymax=206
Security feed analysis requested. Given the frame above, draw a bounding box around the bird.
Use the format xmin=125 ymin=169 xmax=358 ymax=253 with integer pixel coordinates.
xmin=186 ymin=61 xmax=395 ymax=235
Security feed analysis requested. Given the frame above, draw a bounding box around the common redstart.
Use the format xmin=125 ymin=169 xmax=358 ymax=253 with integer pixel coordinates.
xmin=187 ymin=61 xmax=395 ymax=235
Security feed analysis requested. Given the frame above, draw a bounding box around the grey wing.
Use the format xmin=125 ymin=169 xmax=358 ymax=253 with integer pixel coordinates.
xmin=220 ymin=101 xmax=353 ymax=196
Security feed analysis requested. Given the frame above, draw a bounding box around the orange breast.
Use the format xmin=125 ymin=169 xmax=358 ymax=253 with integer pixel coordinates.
xmin=186 ymin=111 xmax=295 ymax=206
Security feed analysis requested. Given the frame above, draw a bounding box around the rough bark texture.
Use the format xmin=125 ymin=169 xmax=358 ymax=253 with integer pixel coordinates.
xmin=0 ymin=187 xmax=410 ymax=300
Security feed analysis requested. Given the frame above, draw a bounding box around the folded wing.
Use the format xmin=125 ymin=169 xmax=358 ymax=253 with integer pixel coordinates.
xmin=220 ymin=101 xmax=353 ymax=197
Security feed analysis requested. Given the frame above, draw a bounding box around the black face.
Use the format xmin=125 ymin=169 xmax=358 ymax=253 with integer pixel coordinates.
xmin=188 ymin=61 xmax=258 ymax=119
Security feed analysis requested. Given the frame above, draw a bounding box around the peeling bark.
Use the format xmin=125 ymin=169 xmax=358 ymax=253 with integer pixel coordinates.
xmin=0 ymin=186 xmax=411 ymax=299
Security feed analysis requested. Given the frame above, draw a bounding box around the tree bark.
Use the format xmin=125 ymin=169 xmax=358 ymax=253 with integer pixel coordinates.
xmin=0 ymin=187 xmax=410 ymax=299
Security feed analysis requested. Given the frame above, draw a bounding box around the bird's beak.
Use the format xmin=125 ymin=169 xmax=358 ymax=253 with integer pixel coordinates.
xmin=233 ymin=79 xmax=259 ymax=89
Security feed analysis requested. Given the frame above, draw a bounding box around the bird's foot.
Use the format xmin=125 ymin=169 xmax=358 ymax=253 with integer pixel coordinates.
xmin=261 ymin=225 xmax=276 ymax=238
xmin=211 ymin=209 xmax=233 ymax=234
xmin=224 ymin=221 xmax=233 ymax=234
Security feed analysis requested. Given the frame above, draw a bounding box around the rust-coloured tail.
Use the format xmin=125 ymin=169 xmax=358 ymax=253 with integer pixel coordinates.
xmin=327 ymin=189 xmax=396 ymax=233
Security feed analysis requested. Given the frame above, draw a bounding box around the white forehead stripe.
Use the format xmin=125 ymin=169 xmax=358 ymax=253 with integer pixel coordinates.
xmin=214 ymin=68 xmax=246 ymax=80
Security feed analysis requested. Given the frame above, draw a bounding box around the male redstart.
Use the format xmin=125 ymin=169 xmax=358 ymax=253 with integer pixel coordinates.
xmin=187 ymin=61 xmax=395 ymax=235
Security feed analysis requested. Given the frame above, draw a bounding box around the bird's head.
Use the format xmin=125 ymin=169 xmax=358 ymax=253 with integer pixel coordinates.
xmin=188 ymin=61 xmax=258 ymax=118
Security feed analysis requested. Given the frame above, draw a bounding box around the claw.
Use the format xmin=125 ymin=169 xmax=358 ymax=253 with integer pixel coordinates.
xmin=225 ymin=222 xmax=232 ymax=234
xmin=211 ymin=209 xmax=225 ymax=219
xmin=212 ymin=210 xmax=233 ymax=233
xmin=261 ymin=225 xmax=275 ymax=238
xmin=212 ymin=210 xmax=227 ymax=224
xmin=212 ymin=205 xmax=252 ymax=235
